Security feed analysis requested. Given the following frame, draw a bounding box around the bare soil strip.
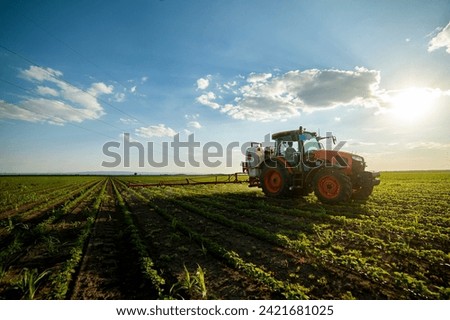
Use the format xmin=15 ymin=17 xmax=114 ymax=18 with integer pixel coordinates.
xmin=70 ymin=180 xmax=154 ymax=299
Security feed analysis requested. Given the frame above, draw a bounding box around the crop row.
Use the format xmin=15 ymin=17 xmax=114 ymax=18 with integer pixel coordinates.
xmin=112 ymin=180 xmax=166 ymax=298
xmin=49 ymin=179 xmax=107 ymax=299
xmin=0 ymin=178 xmax=106 ymax=299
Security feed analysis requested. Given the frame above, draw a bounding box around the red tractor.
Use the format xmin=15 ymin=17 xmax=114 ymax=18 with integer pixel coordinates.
xmin=242 ymin=126 xmax=380 ymax=204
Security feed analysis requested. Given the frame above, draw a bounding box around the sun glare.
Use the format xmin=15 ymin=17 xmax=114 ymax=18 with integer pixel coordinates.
xmin=389 ymin=88 xmax=438 ymax=122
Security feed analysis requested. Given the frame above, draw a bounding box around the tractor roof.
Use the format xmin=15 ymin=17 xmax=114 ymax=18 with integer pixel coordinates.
xmin=272 ymin=128 xmax=316 ymax=141
xmin=272 ymin=130 xmax=300 ymax=140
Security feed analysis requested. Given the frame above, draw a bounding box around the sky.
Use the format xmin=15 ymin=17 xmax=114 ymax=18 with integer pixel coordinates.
xmin=0 ymin=0 xmax=449 ymax=173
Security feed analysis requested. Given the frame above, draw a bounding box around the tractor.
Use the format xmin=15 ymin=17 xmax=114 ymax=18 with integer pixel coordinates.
xmin=242 ymin=126 xmax=380 ymax=204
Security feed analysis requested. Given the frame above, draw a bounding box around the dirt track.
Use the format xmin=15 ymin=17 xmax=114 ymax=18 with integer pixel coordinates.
xmin=71 ymin=180 xmax=153 ymax=299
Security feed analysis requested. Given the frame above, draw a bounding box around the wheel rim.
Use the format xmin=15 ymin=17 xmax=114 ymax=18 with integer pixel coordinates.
xmin=264 ymin=169 xmax=283 ymax=194
xmin=318 ymin=175 xmax=341 ymax=199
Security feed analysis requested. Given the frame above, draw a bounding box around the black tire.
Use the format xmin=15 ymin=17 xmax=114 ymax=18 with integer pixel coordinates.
xmin=313 ymin=169 xmax=352 ymax=204
xmin=352 ymin=172 xmax=374 ymax=200
xmin=260 ymin=166 xmax=291 ymax=197
xmin=290 ymin=187 xmax=312 ymax=197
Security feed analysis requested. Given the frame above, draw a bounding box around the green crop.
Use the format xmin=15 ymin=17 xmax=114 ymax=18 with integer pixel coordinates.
xmin=0 ymin=172 xmax=448 ymax=299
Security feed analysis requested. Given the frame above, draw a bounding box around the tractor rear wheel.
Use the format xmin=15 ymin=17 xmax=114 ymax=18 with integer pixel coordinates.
xmin=261 ymin=166 xmax=290 ymax=197
xmin=313 ymin=169 xmax=352 ymax=204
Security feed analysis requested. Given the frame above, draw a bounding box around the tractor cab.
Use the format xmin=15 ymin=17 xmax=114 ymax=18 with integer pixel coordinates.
xmin=271 ymin=127 xmax=332 ymax=168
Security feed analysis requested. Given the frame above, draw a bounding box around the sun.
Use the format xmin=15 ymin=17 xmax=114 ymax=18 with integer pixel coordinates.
xmin=389 ymin=87 xmax=438 ymax=122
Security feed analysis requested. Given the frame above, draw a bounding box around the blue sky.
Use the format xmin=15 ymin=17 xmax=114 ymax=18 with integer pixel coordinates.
xmin=0 ymin=0 xmax=449 ymax=173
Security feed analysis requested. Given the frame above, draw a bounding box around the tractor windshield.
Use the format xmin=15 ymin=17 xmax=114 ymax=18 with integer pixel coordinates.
xmin=300 ymin=134 xmax=322 ymax=153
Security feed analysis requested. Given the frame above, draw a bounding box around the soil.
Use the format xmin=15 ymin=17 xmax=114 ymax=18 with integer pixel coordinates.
xmin=70 ymin=181 xmax=155 ymax=299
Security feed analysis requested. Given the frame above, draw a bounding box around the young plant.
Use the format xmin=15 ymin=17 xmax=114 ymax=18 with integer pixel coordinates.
xmin=42 ymin=236 xmax=61 ymax=255
xmin=174 ymin=264 xmax=208 ymax=299
xmin=171 ymin=217 xmax=178 ymax=230
xmin=195 ymin=264 xmax=207 ymax=299
xmin=198 ymin=243 xmax=208 ymax=256
xmin=6 ymin=217 xmax=15 ymax=233
xmin=15 ymin=268 xmax=50 ymax=300
xmin=180 ymin=264 xmax=198 ymax=297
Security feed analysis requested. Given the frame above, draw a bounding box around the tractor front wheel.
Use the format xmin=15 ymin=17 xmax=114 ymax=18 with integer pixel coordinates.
xmin=313 ymin=169 xmax=352 ymax=204
xmin=352 ymin=172 xmax=374 ymax=200
xmin=261 ymin=166 xmax=290 ymax=197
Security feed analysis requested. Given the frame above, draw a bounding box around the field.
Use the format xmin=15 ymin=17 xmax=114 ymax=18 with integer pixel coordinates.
xmin=0 ymin=172 xmax=449 ymax=300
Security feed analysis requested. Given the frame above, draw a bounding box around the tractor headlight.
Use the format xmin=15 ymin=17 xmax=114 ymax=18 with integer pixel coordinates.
xmin=352 ymin=155 xmax=364 ymax=162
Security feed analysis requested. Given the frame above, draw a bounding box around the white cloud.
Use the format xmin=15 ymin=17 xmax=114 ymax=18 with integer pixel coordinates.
xmin=22 ymin=98 xmax=90 ymax=123
xmin=0 ymin=66 xmax=114 ymax=124
xmin=428 ymin=22 xmax=450 ymax=53
xmin=187 ymin=121 xmax=202 ymax=129
xmin=196 ymin=91 xmax=220 ymax=109
xmin=0 ymin=97 xmax=95 ymax=125
xmin=89 ymin=82 xmax=114 ymax=96
xmin=36 ymin=86 xmax=58 ymax=97
xmin=184 ymin=113 xmax=200 ymax=120
xmin=135 ymin=124 xmax=177 ymax=138
xmin=114 ymin=92 xmax=126 ymax=102
xmin=130 ymin=85 xmax=137 ymax=93
xmin=120 ymin=117 xmax=138 ymax=125
xmin=196 ymin=77 xmax=210 ymax=90
xmin=196 ymin=67 xmax=381 ymax=121
xmin=21 ymin=65 xmax=62 ymax=82
xmin=57 ymin=82 xmax=104 ymax=114
xmin=141 ymin=76 xmax=148 ymax=83
xmin=223 ymin=81 xmax=237 ymax=90
xmin=247 ymin=72 xmax=272 ymax=83
xmin=0 ymin=100 xmax=45 ymax=123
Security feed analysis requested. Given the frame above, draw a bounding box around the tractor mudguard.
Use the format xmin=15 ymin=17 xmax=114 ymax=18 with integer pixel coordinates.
xmin=304 ymin=163 xmax=345 ymax=187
